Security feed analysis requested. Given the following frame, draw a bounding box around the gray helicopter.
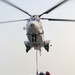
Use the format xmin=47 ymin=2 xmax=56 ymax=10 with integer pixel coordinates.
xmin=0 ymin=0 xmax=75 ymax=53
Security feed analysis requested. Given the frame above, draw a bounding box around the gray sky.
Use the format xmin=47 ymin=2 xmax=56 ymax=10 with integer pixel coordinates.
xmin=0 ymin=0 xmax=75 ymax=75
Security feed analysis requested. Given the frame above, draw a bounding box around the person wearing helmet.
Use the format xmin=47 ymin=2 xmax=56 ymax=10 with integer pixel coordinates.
xmin=38 ymin=72 xmax=45 ymax=75
xmin=45 ymin=71 xmax=51 ymax=75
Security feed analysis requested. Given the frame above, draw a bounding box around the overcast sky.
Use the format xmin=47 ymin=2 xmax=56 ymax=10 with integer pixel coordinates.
xmin=0 ymin=0 xmax=75 ymax=75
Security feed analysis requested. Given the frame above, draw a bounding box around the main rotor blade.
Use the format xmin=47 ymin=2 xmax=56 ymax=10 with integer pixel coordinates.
xmin=39 ymin=0 xmax=68 ymax=17
xmin=0 ymin=19 xmax=28 ymax=24
xmin=41 ymin=18 xmax=75 ymax=22
xmin=1 ymin=0 xmax=31 ymax=16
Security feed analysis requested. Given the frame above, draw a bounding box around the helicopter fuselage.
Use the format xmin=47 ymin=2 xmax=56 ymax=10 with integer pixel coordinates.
xmin=24 ymin=15 xmax=50 ymax=52
xmin=26 ymin=17 xmax=44 ymax=47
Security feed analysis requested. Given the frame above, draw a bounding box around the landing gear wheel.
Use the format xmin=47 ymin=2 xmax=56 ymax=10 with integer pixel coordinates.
xmin=26 ymin=46 xmax=31 ymax=53
xmin=45 ymin=43 xmax=49 ymax=52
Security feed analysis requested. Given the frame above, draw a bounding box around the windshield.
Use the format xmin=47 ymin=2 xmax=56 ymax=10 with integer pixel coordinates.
xmin=30 ymin=15 xmax=40 ymax=22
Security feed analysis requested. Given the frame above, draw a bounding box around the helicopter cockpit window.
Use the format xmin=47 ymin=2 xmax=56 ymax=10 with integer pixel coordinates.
xmin=36 ymin=18 xmax=40 ymax=22
xmin=27 ymin=19 xmax=30 ymax=22
xmin=30 ymin=16 xmax=35 ymax=21
xmin=30 ymin=15 xmax=40 ymax=22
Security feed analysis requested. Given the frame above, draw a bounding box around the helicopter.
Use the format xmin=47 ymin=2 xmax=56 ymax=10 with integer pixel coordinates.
xmin=0 ymin=0 xmax=75 ymax=53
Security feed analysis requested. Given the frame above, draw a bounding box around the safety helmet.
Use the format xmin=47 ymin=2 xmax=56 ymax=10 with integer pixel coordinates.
xmin=45 ymin=71 xmax=51 ymax=75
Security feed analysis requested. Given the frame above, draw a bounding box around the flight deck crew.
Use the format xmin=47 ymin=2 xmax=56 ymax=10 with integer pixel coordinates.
xmin=45 ymin=71 xmax=51 ymax=75
xmin=38 ymin=72 xmax=45 ymax=75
